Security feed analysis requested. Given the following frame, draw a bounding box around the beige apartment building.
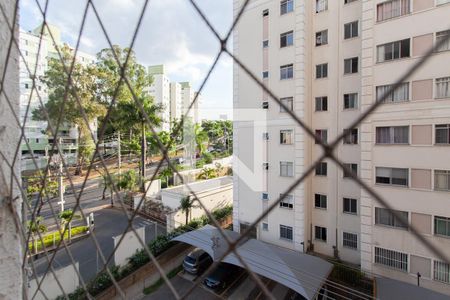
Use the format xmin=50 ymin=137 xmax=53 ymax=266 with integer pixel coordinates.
xmin=233 ymin=0 xmax=450 ymax=294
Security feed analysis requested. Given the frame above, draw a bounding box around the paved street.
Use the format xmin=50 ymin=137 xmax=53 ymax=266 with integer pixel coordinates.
xmin=31 ymin=208 xmax=166 ymax=283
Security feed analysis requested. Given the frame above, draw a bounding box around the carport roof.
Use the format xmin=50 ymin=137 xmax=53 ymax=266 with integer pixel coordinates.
xmin=172 ymin=225 xmax=333 ymax=300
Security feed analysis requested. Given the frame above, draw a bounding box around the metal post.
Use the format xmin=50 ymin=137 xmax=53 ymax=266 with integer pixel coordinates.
xmin=117 ymin=132 xmax=121 ymax=176
xmin=57 ymin=159 xmax=64 ymax=213
xmin=417 ymin=272 xmax=421 ymax=286
xmin=141 ymin=121 xmax=146 ymax=192
xmin=68 ymin=222 xmax=72 ymax=243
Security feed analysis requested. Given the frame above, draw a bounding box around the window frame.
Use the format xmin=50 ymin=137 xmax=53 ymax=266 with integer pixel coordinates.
xmin=434 ymin=170 xmax=450 ymax=191
xmin=262 ymin=71 xmax=269 ymax=79
xmin=375 ymin=126 xmax=410 ymax=145
xmin=436 ymin=30 xmax=450 ymax=52
xmin=280 ymin=161 xmax=294 ymax=177
xmin=280 ymin=97 xmax=294 ymax=112
xmin=280 ymin=64 xmax=294 ymax=80
xmin=315 ymin=96 xmax=328 ymax=112
xmin=434 ymin=216 xmax=450 ymax=237
xmin=280 ymin=0 xmax=294 ymax=15
xmin=316 ymin=63 xmax=328 ymax=79
xmin=377 ymin=39 xmax=411 ymax=63
xmin=344 ymin=21 xmax=359 ymax=39
xmin=316 ymin=30 xmax=328 ymax=46
xmin=434 ymin=260 xmax=450 ymax=284
xmin=374 ymin=246 xmax=408 ymax=272
xmin=343 ymin=93 xmax=358 ymax=109
xmin=376 ymin=0 xmax=410 ymax=22
xmin=280 ymin=194 xmax=294 ymax=209
xmin=315 ymin=162 xmax=328 ymax=176
xmin=344 ymin=57 xmax=359 ymax=74
xmin=435 ymin=124 xmax=450 ymax=144
xmin=343 ymin=163 xmax=358 ymax=178
xmin=280 ymin=129 xmax=294 ymax=145
xmin=376 ymin=82 xmax=410 ymax=103
xmin=314 ymin=193 xmax=327 ymax=209
xmin=315 ymin=0 xmax=328 ymax=13
xmin=375 ymin=167 xmax=409 ymax=187
xmin=315 ymin=226 xmax=327 ymax=242
xmin=375 ymin=207 xmax=409 ymax=229
xmin=343 ymin=232 xmax=358 ymax=250
xmin=280 ymin=224 xmax=293 ymax=241
xmin=280 ymin=30 xmax=294 ymax=48
xmin=343 ymin=197 xmax=358 ymax=215
xmin=435 ymin=76 xmax=450 ymax=99
xmin=262 ymin=222 xmax=269 ymax=231
xmin=343 ymin=128 xmax=358 ymax=145
xmin=315 ymin=129 xmax=328 ymax=144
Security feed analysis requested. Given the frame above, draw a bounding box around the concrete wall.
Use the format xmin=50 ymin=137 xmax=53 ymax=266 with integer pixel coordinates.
xmin=113 ymin=227 xmax=145 ymax=267
xmin=0 ymin=1 xmax=23 ymax=298
xmin=173 ymin=156 xmax=232 ymax=186
xmin=165 ymin=179 xmax=233 ymax=232
xmin=28 ymin=263 xmax=80 ymax=300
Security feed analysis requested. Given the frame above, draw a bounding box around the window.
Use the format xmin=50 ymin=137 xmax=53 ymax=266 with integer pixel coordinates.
xmin=315 ymin=129 xmax=328 ymax=144
xmin=280 ymin=0 xmax=294 ymax=15
xmin=343 ymin=93 xmax=358 ymax=109
xmin=376 ymin=82 xmax=409 ymax=103
xmin=262 ymin=193 xmax=269 ymax=200
xmin=262 ymin=101 xmax=269 ymax=109
xmin=376 ymin=126 xmax=409 ymax=144
xmin=343 ymin=198 xmax=357 ymax=214
xmin=343 ymin=128 xmax=358 ymax=144
xmin=315 ymin=226 xmax=327 ymax=241
xmin=435 ymin=77 xmax=450 ymax=99
xmin=377 ymin=39 xmax=410 ymax=62
xmin=280 ymin=31 xmax=294 ymax=48
xmin=435 ymin=124 xmax=450 ymax=144
xmin=343 ymin=232 xmax=358 ymax=249
xmin=280 ymin=64 xmax=294 ymax=80
xmin=280 ymin=97 xmax=293 ymax=112
xmin=263 ymin=40 xmax=269 ymax=48
xmin=316 ymin=63 xmax=328 ymax=79
xmin=377 ymin=0 xmax=410 ymax=22
xmin=316 ymin=30 xmax=328 ymax=46
xmin=315 ymin=96 xmax=328 ymax=111
xmin=435 ymin=170 xmax=450 ymax=191
xmin=436 ymin=30 xmax=450 ymax=52
xmin=376 ymin=167 xmax=409 ymax=186
xmin=280 ymin=161 xmax=294 ymax=177
xmin=374 ymin=247 xmax=408 ymax=272
xmin=314 ymin=194 xmax=327 ymax=209
xmin=280 ymin=194 xmax=294 ymax=209
xmin=315 ymin=162 xmax=327 ymax=176
xmin=262 ymin=71 xmax=269 ymax=79
xmin=35 ymin=138 xmax=40 ymax=144
xmin=435 ymin=216 xmax=450 ymax=237
xmin=280 ymin=225 xmax=293 ymax=240
xmin=344 ymin=57 xmax=358 ymax=74
xmin=263 ymin=162 xmax=269 ymax=170
xmin=344 ymin=21 xmax=358 ymax=39
xmin=262 ymin=223 xmax=269 ymax=231
xmin=280 ymin=130 xmax=293 ymax=145
xmin=24 ymin=83 xmax=29 ymax=89
xmin=343 ymin=163 xmax=358 ymax=178
xmin=263 ymin=9 xmax=269 ymax=16
xmin=345 ymin=0 xmax=358 ymax=3
xmin=375 ymin=207 xmax=408 ymax=229
xmin=435 ymin=261 xmax=450 ymax=283
xmin=316 ymin=0 xmax=328 ymax=12
xmin=263 ymin=132 xmax=269 ymax=140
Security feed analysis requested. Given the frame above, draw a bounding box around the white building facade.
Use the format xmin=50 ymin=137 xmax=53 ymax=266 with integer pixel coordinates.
xmin=233 ymin=0 xmax=450 ymax=295
xmin=148 ymin=65 xmax=172 ymax=132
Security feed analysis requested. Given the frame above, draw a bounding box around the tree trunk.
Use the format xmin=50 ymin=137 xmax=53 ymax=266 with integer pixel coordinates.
xmin=102 ymin=185 xmax=107 ymax=200
xmin=75 ymin=129 xmax=83 ymax=175
xmin=185 ymin=209 xmax=189 ymax=225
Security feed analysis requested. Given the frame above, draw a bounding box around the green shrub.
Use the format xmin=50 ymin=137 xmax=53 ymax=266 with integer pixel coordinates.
xmin=203 ymin=152 xmax=213 ymax=164
xmin=29 ymin=226 xmax=88 ymax=252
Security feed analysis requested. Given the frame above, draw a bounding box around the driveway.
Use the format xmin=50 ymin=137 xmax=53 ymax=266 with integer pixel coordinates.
xmin=144 ymin=274 xmax=221 ymax=300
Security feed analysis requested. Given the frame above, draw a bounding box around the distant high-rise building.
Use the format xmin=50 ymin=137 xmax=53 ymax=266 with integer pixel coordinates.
xmin=148 ymin=65 xmax=171 ymax=132
xmin=233 ymin=0 xmax=450 ymax=295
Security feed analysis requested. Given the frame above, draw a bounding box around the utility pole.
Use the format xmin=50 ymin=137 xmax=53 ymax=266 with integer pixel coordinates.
xmin=117 ymin=132 xmax=121 ymax=176
xmin=57 ymin=138 xmax=65 ymax=213
xmin=141 ymin=120 xmax=146 ymax=192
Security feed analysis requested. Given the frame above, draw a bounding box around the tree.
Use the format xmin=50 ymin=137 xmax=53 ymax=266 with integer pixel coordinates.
xmin=27 ymin=216 xmax=47 ymax=234
xmin=179 ymin=195 xmax=198 ymax=225
xmin=148 ymin=130 xmax=174 ymax=156
xmin=117 ymin=169 xmax=140 ymax=192
xmin=25 ymin=172 xmax=58 ymax=205
xmin=33 ymin=45 xmax=106 ymax=175
xmin=194 ymin=124 xmax=209 ymax=156
xmin=159 ymin=167 xmax=173 ymax=188
xmin=101 ymin=172 xmax=118 ymax=205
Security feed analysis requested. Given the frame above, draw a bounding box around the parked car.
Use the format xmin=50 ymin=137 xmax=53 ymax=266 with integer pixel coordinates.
xmin=203 ymin=263 xmax=239 ymax=290
xmin=183 ymin=248 xmax=212 ymax=275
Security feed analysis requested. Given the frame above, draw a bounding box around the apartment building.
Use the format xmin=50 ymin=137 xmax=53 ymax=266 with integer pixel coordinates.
xmin=180 ymin=81 xmax=201 ymax=124
xmin=233 ymin=0 xmax=450 ymax=294
xmin=170 ymin=81 xmax=183 ymax=121
xmin=19 ymin=24 xmax=95 ymax=170
xmin=148 ymin=65 xmax=172 ymax=131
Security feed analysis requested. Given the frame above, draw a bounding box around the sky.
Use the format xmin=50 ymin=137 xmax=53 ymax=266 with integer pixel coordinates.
xmin=20 ymin=0 xmax=233 ymax=120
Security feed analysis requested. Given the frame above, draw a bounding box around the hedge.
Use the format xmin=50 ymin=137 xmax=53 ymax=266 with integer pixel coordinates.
xmin=59 ymin=205 xmax=233 ymax=299
xmin=29 ymin=226 xmax=88 ymax=252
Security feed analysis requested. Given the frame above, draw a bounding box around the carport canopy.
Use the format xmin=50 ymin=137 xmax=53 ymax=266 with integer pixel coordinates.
xmin=172 ymin=225 xmax=333 ymax=300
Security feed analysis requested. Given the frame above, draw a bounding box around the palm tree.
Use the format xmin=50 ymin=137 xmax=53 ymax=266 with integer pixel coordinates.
xmin=198 ymin=167 xmax=217 ymax=180
xmin=180 ymin=195 xmax=198 ymax=225
xmin=159 ymin=167 xmax=173 ymax=188
xmin=194 ymin=124 xmax=209 ymax=156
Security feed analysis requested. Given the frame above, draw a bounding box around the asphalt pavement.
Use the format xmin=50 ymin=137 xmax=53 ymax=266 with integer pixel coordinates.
xmin=31 ymin=208 xmax=166 ymax=283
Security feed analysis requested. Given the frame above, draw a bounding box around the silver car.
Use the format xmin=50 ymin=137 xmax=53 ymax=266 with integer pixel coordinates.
xmin=183 ymin=248 xmax=212 ymax=275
